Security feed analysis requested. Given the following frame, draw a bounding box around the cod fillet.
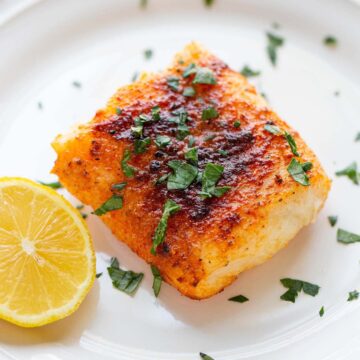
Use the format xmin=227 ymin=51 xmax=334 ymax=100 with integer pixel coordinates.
xmin=52 ymin=43 xmax=330 ymax=299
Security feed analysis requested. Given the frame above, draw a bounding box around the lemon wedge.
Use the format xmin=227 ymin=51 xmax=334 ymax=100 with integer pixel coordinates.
xmin=0 ymin=177 xmax=95 ymax=327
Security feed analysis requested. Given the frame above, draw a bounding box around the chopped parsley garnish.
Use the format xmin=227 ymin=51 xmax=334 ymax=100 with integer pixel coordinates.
xmin=134 ymin=137 xmax=151 ymax=154
xmin=116 ymin=107 xmax=122 ymax=115
xmin=280 ymin=278 xmax=320 ymax=303
xmin=264 ymin=124 xmax=282 ymax=135
xmin=183 ymin=86 xmax=196 ymax=97
xmin=131 ymin=125 xmax=143 ymax=138
xmin=240 ymin=65 xmax=261 ymax=78
xmin=185 ymin=147 xmax=198 ymax=165
xmin=335 ymin=162 xmax=359 ymax=185
xmin=193 ymin=67 xmax=217 ymax=85
xmin=151 ymin=265 xmax=162 ymax=297
xmin=140 ymin=0 xmax=147 ymax=8
xmin=155 ymin=135 xmax=171 ymax=148
xmin=323 ymin=36 xmax=337 ymax=47
xmin=93 ymin=194 xmax=123 ymax=216
xmin=218 ymin=149 xmax=228 ymax=156
xmin=200 ymin=163 xmax=231 ymax=198
xmin=355 ymin=132 xmax=360 ymax=142
xmin=121 ymin=149 xmax=137 ymax=177
xmin=204 ymin=134 xmax=216 ymax=142
xmin=170 ymin=108 xmax=190 ymax=140
xmin=202 ymin=106 xmax=219 ymax=120
xmin=76 ymin=204 xmax=84 ymax=210
xmin=39 ymin=180 xmax=62 ymax=189
xmin=348 ymin=290 xmax=359 ymax=301
xmin=328 ymin=215 xmax=338 ymax=227
xmin=167 ymin=76 xmax=180 ymax=91
xmin=301 ymin=162 xmax=313 ymax=172
xmin=228 ymin=295 xmax=249 ymax=303
xmin=38 ymin=102 xmax=43 ymax=110
xmin=144 ymin=48 xmax=153 ymax=60
xmin=200 ymin=353 xmax=214 ymax=360
xmin=266 ymin=32 xmax=284 ymax=66
xmin=233 ymin=120 xmax=241 ymax=128
xmin=111 ymin=182 xmax=127 ymax=191
xmin=183 ymin=63 xmax=197 ymax=78
xmin=151 ymin=105 xmax=161 ymax=121
xmin=96 ymin=272 xmax=103 ymax=278
xmin=188 ymin=135 xmax=196 ymax=148
xmin=72 ymin=80 xmax=82 ymax=88
xmin=155 ymin=173 xmax=170 ymax=185
xmin=287 ymin=158 xmax=311 ymax=186
xmin=284 ymin=131 xmax=299 ymax=156
xmin=203 ymin=0 xmax=215 ymax=7
xmin=167 ymin=160 xmax=198 ymax=190
xmin=107 ymin=257 xmax=144 ymax=295
xmin=177 ymin=123 xmax=190 ymax=140
xmin=151 ymin=199 xmax=181 ymax=255
xmin=337 ymin=228 xmax=360 ymax=244
xmin=319 ymin=306 xmax=325 ymax=317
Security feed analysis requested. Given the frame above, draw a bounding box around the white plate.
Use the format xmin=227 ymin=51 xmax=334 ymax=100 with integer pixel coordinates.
xmin=1 ymin=0 xmax=360 ymax=359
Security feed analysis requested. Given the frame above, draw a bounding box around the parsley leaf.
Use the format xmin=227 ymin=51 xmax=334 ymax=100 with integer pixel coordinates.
xmin=182 ymin=63 xmax=197 ymax=78
xmin=200 ymin=353 xmax=215 ymax=360
xmin=72 ymin=80 xmax=81 ymax=88
xmin=140 ymin=0 xmax=147 ymax=8
xmin=323 ymin=36 xmax=337 ymax=47
xmin=185 ymin=147 xmax=198 ymax=165
xmin=39 ymin=180 xmax=62 ymax=189
xmin=228 ymin=295 xmax=249 ymax=303
xmin=287 ymin=158 xmax=310 ymax=186
xmin=177 ymin=123 xmax=190 ymax=140
xmin=266 ymin=32 xmax=284 ymax=66
xmin=170 ymin=108 xmax=190 ymax=140
xmin=284 ymin=131 xmax=299 ymax=156
xmin=155 ymin=173 xmax=170 ymax=185
xmin=335 ymin=162 xmax=359 ymax=185
xmin=96 ymin=272 xmax=103 ymax=278
xmin=151 ymin=105 xmax=161 ymax=121
xmin=188 ymin=135 xmax=196 ymax=148
xmin=264 ymin=124 xmax=282 ymax=135
xmin=233 ymin=120 xmax=241 ymax=128
xmin=301 ymin=162 xmax=313 ymax=172
xmin=155 ymin=135 xmax=171 ymax=148
xmin=200 ymin=163 xmax=231 ymax=198
xmin=151 ymin=199 xmax=181 ymax=254
xmin=121 ymin=149 xmax=137 ymax=177
xmin=116 ymin=107 xmax=122 ymax=115
xmin=93 ymin=195 xmax=123 ymax=216
xmin=240 ymin=65 xmax=261 ymax=78
xmin=337 ymin=228 xmax=360 ymax=244
xmin=183 ymin=86 xmax=196 ymax=97
xmin=319 ymin=306 xmax=325 ymax=317
xmin=107 ymin=257 xmax=144 ymax=295
xmin=328 ymin=215 xmax=338 ymax=227
xmin=202 ymin=106 xmax=219 ymax=120
xmin=355 ymin=132 xmax=360 ymax=142
xmin=167 ymin=160 xmax=198 ymax=190
xmin=144 ymin=48 xmax=153 ymax=59
xmin=167 ymin=76 xmax=180 ymax=91
xmin=348 ymin=290 xmax=359 ymax=301
xmin=203 ymin=0 xmax=215 ymax=7
xmin=151 ymin=265 xmax=162 ymax=297
xmin=131 ymin=125 xmax=143 ymax=138
xmin=280 ymin=278 xmax=320 ymax=303
xmin=134 ymin=137 xmax=151 ymax=154
xmin=193 ymin=67 xmax=217 ymax=85
xmin=218 ymin=149 xmax=228 ymax=156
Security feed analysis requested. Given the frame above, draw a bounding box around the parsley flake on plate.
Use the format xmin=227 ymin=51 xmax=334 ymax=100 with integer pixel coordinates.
xmin=228 ymin=295 xmax=249 ymax=303
xmin=93 ymin=194 xmax=123 ymax=216
xmin=72 ymin=80 xmax=82 ymax=88
xmin=240 ymin=65 xmax=261 ymax=78
xmin=200 ymin=353 xmax=215 ymax=360
xmin=203 ymin=0 xmax=215 ymax=7
xmin=319 ymin=306 xmax=325 ymax=317
xmin=144 ymin=48 xmax=153 ymax=60
xmin=151 ymin=265 xmax=162 ymax=297
xmin=151 ymin=199 xmax=181 ymax=255
xmin=348 ymin=290 xmax=359 ymax=301
xmin=335 ymin=162 xmax=359 ymax=185
xmin=107 ymin=257 xmax=144 ymax=295
xmin=200 ymin=163 xmax=231 ymax=198
xmin=328 ymin=215 xmax=338 ymax=227
xmin=323 ymin=35 xmax=337 ymax=47
xmin=266 ymin=32 xmax=284 ymax=66
xmin=167 ymin=160 xmax=198 ymax=190
xmin=355 ymin=132 xmax=360 ymax=142
xmin=287 ymin=158 xmax=311 ymax=186
xmin=121 ymin=149 xmax=137 ymax=177
xmin=96 ymin=272 xmax=103 ymax=278
xmin=280 ymin=278 xmax=320 ymax=303
xmin=337 ymin=228 xmax=360 ymax=244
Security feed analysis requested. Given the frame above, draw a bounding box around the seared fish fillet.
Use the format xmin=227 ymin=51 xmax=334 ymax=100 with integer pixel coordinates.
xmin=52 ymin=43 xmax=330 ymax=299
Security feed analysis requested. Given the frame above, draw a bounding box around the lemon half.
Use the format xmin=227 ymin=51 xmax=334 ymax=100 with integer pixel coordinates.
xmin=0 ymin=177 xmax=95 ymax=327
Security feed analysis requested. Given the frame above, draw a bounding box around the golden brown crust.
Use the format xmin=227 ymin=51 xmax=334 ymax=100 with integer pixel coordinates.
xmin=52 ymin=42 xmax=330 ymax=299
